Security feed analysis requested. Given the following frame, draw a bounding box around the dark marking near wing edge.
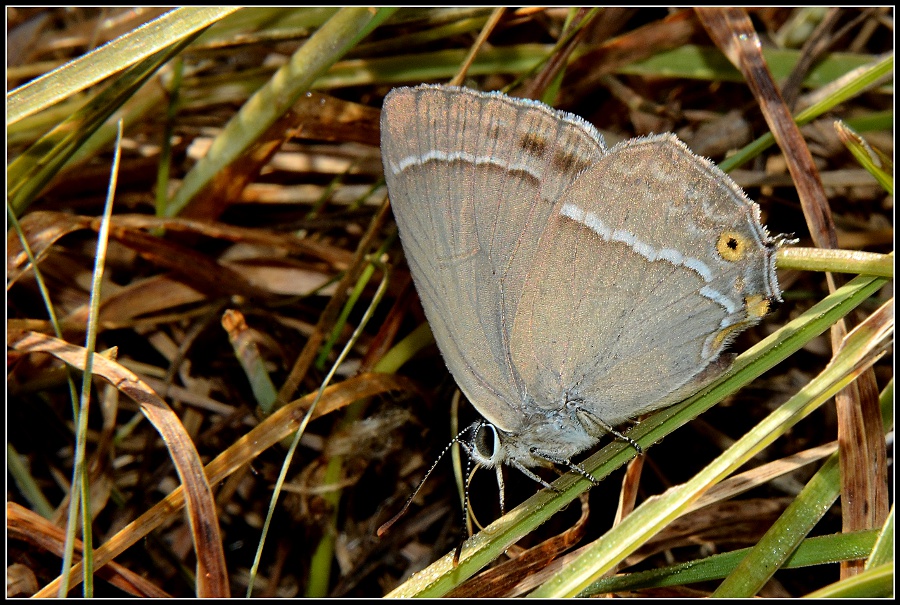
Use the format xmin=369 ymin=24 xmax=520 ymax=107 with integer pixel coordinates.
xmin=552 ymin=147 xmax=594 ymax=175
xmin=518 ymin=131 xmax=549 ymax=157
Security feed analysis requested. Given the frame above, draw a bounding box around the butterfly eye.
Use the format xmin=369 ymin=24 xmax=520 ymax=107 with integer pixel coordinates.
xmin=471 ymin=422 xmax=503 ymax=468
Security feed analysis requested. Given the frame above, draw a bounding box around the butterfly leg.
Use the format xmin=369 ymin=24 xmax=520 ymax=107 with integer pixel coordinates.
xmin=526 ymin=448 xmax=601 ymax=485
xmin=572 ymin=404 xmax=644 ymax=454
xmin=508 ymin=458 xmax=561 ymax=491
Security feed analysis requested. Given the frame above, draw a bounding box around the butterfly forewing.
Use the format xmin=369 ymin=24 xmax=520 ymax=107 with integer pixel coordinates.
xmin=382 ymin=85 xmax=607 ymax=430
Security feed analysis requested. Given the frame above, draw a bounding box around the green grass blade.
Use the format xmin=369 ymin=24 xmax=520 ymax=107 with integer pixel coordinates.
xmin=386 ymin=272 xmax=886 ymax=597
xmin=7 ymin=7 xmax=239 ymax=124
xmin=7 ymin=36 xmax=200 ymax=216
xmin=579 ymin=530 xmax=879 ymax=595
xmin=528 ymin=277 xmax=888 ymax=598
xmin=165 ymin=7 xmax=396 ymax=217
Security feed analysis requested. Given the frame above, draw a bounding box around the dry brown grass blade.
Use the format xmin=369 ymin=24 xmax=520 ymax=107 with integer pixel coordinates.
xmin=287 ymin=91 xmax=383 ymax=146
xmin=9 ymin=212 xmax=353 ymax=328
xmin=777 ymin=8 xmax=843 ymax=109
xmin=830 ymin=296 xmax=892 ymax=576
xmin=695 ymin=7 xmax=889 ymax=578
xmin=100 ymin=221 xmax=270 ymax=300
xmin=687 ymin=441 xmax=840 ymax=513
xmin=518 ymin=7 xmax=598 ymax=100
xmin=279 ymin=198 xmax=393 ymax=402
xmin=357 ymin=277 xmax=416 ymax=371
xmin=695 ymin=7 xmax=838 ymax=250
xmin=566 ymin=9 xmax=703 ymax=104
xmin=94 ymin=275 xmax=207 ymax=326
xmin=26 ymin=370 xmax=414 ymax=598
xmin=182 ymin=92 xmax=381 ymax=220
xmin=446 ymin=493 xmax=591 ymax=598
xmin=107 ymin=213 xmax=356 ymax=266
xmin=8 ymin=211 xmax=356 ymax=289
xmin=7 ymin=275 xmax=208 ymax=334
xmin=6 ymin=211 xmax=92 ymax=286
xmin=7 ymin=503 xmax=173 ymax=598
xmin=831 ymin=339 xmax=888 ymax=566
xmin=622 ymin=497 xmax=793 ymax=571
xmin=613 ymin=454 xmax=645 ymax=527
xmin=449 ymin=7 xmax=507 ymax=86
xmin=7 ymin=330 xmax=230 ymax=598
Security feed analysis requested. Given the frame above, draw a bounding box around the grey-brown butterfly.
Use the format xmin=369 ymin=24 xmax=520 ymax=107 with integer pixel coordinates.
xmin=379 ymin=84 xmax=781 ymax=532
